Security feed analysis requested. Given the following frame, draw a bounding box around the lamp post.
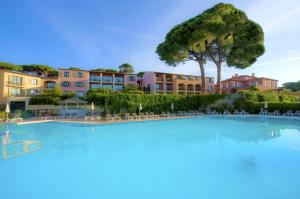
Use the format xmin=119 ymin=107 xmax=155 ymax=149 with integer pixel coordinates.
xmin=171 ymin=102 xmax=174 ymax=116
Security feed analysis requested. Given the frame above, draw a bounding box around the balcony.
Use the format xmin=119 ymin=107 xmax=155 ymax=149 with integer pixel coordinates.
xmin=155 ymin=75 xmax=164 ymax=81
xmin=114 ymin=77 xmax=124 ymax=84
xmin=7 ymin=81 xmax=23 ymax=87
xmin=102 ymin=76 xmax=113 ymax=83
xmin=90 ymin=76 xmax=101 ymax=82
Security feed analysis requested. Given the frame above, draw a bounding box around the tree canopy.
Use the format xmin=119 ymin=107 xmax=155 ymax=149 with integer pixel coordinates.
xmin=92 ymin=68 xmax=118 ymax=73
xmin=156 ymin=3 xmax=265 ymax=94
xmin=0 ymin=62 xmax=23 ymax=71
xmin=282 ymin=81 xmax=300 ymax=92
xmin=120 ymin=85 xmax=143 ymax=94
xmin=22 ymin=64 xmax=58 ymax=77
xmin=119 ymin=63 xmax=134 ymax=73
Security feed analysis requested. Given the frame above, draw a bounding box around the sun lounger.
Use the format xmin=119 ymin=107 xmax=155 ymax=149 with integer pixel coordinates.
xmin=239 ymin=110 xmax=249 ymax=115
xmin=223 ymin=110 xmax=231 ymax=115
xmin=150 ymin=112 xmax=160 ymax=119
xmin=113 ymin=114 xmax=121 ymax=120
xmin=160 ymin=112 xmax=167 ymax=117
xmin=259 ymin=108 xmax=268 ymax=115
xmin=131 ymin=113 xmax=141 ymax=119
xmin=283 ymin=110 xmax=294 ymax=116
xmin=140 ymin=113 xmax=148 ymax=119
xmin=294 ymin=111 xmax=300 ymax=117
xmin=268 ymin=110 xmax=281 ymax=116
xmin=105 ymin=114 xmax=114 ymax=121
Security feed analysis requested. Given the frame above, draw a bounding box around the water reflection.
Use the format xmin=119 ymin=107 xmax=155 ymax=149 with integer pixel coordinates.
xmin=1 ymin=131 xmax=41 ymax=160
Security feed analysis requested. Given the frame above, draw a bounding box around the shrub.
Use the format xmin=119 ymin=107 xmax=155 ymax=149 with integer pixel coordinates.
xmin=0 ymin=112 xmax=8 ymax=119
xmin=88 ymin=93 xmax=227 ymax=114
xmin=241 ymin=91 xmax=296 ymax=103
xmin=233 ymin=99 xmax=300 ymax=114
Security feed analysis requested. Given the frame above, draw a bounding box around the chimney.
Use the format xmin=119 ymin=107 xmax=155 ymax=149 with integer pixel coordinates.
xmin=252 ymin=73 xmax=255 ymax=77
xmin=235 ymin=74 xmax=238 ymax=77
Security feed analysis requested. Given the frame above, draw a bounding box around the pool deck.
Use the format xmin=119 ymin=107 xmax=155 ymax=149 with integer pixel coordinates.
xmin=1 ymin=114 xmax=298 ymax=126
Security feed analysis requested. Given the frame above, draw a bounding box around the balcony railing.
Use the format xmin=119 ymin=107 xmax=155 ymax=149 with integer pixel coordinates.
xmin=8 ymin=81 xmax=23 ymax=86
xmin=90 ymin=77 xmax=101 ymax=82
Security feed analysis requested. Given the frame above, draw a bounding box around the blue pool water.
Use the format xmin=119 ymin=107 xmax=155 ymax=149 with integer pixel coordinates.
xmin=0 ymin=117 xmax=300 ymax=199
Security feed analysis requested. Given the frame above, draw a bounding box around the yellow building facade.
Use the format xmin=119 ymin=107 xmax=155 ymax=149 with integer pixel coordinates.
xmin=0 ymin=70 xmax=44 ymax=109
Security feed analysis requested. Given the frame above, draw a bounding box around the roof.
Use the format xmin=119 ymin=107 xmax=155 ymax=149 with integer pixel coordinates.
xmin=142 ymin=71 xmax=214 ymax=79
xmin=221 ymin=75 xmax=278 ymax=83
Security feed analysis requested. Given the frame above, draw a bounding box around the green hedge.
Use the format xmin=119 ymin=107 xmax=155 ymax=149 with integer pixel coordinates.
xmin=234 ymin=99 xmax=300 ymax=114
xmin=87 ymin=93 xmax=227 ymax=114
xmin=242 ymin=91 xmax=296 ymax=103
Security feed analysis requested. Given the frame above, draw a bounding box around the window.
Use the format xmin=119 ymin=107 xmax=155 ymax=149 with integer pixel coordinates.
xmin=30 ymin=90 xmax=39 ymax=96
xmin=90 ymin=76 xmax=101 ymax=82
xmin=115 ymin=76 xmax=124 ymax=83
xmin=9 ymin=76 xmax=22 ymax=85
xmin=64 ymin=71 xmax=69 ymax=77
xmin=75 ymin=82 xmax=84 ymax=87
xmin=114 ymin=85 xmax=124 ymax=91
xmin=46 ymin=82 xmax=56 ymax=89
xmin=32 ymin=79 xmax=38 ymax=85
xmin=76 ymin=91 xmax=84 ymax=97
xmin=155 ymin=83 xmax=162 ymax=91
xmin=61 ymin=81 xmax=71 ymax=87
xmin=90 ymin=84 xmax=102 ymax=89
xmin=208 ymin=86 xmax=213 ymax=91
xmin=102 ymin=76 xmax=113 ymax=82
xmin=102 ymin=84 xmax=113 ymax=89
xmin=166 ymin=84 xmax=172 ymax=91
xmin=77 ymin=72 xmax=83 ymax=78
xmin=128 ymin=76 xmax=136 ymax=81
xmin=10 ymin=88 xmax=21 ymax=96
xmin=209 ymin=78 xmax=214 ymax=83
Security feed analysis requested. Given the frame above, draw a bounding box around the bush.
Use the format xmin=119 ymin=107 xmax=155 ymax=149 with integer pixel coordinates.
xmin=30 ymin=87 xmax=75 ymax=105
xmin=233 ymin=99 xmax=300 ymax=114
xmin=241 ymin=91 xmax=296 ymax=103
xmin=87 ymin=93 xmax=227 ymax=114
xmin=0 ymin=112 xmax=8 ymax=119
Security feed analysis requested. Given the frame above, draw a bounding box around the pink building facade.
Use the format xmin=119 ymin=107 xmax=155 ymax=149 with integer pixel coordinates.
xmin=140 ymin=71 xmax=214 ymax=94
xmin=58 ymin=69 xmax=90 ymax=97
xmin=221 ymin=74 xmax=278 ymax=94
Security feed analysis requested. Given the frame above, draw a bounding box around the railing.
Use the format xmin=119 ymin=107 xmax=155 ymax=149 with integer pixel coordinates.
xmin=7 ymin=81 xmax=23 ymax=86
xmin=90 ymin=77 xmax=101 ymax=82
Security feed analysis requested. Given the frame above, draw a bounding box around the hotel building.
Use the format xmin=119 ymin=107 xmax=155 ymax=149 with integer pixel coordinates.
xmin=58 ymin=69 xmax=90 ymax=97
xmin=0 ymin=69 xmax=52 ymax=110
xmin=140 ymin=71 xmax=215 ymax=94
xmin=220 ymin=73 xmax=278 ymax=94
xmin=89 ymin=71 xmax=137 ymax=92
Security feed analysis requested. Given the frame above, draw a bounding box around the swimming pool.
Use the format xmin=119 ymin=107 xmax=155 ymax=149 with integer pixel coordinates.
xmin=1 ymin=117 xmax=300 ymax=199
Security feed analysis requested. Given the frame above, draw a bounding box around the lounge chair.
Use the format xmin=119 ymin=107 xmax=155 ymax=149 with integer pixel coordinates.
xmin=113 ymin=114 xmax=121 ymax=120
xmin=132 ymin=113 xmax=141 ymax=119
xmin=283 ymin=110 xmax=294 ymax=116
xmin=259 ymin=108 xmax=268 ymax=115
xmin=294 ymin=111 xmax=300 ymax=117
xmin=145 ymin=112 xmax=154 ymax=119
xmin=166 ymin=111 xmax=173 ymax=117
xmin=123 ymin=113 xmax=134 ymax=120
xmin=223 ymin=110 xmax=231 ymax=115
xmin=150 ymin=112 xmax=160 ymax=119
xmin=160 ymin=112 xmax=167 ymax=117
xmin=239 ymin=110 xmax=249 ymax=115
xmin=268 ymin=110 xmax=281 ymax=116
xmin=105 ymin=113 xmax=114 ymax=121
xmin=140 ymin=113 xmax=148 ymax=119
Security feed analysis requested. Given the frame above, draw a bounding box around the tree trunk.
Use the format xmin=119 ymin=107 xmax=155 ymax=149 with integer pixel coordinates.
xmin=216 ymin=63 xmax=222 ymax=94
xmin=198 ymin=62 xmax=206 ymax=95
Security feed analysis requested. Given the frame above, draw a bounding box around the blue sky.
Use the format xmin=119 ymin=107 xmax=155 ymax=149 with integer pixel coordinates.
xmin=1 ymin=0 xmax=299 ymax=85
